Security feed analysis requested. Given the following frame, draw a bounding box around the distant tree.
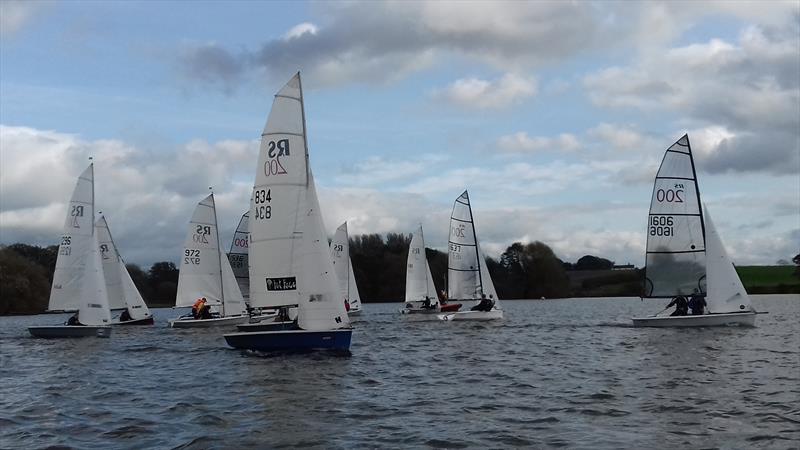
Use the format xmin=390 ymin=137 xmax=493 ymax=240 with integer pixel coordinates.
xmin=126 ymin=263 xmax=153 ymax=302
xmin=6 ymin=243 xmax=58 ymax=284
xmin=575 ymin=255 xmax=614 ymax=271
xmin=0 ymin=247 xmax=50 ymax=314
xmin=147 ymin=262 xmax=179 ymax=305
xmin=498 ymin=241 xmax=570 ymax=299
xmin=793 ymin=254 xmax=800 ymax=278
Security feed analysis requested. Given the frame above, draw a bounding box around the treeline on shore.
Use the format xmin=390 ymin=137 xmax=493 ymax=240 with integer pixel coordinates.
xmin=2 ymin=238 xmax=798 ymax=315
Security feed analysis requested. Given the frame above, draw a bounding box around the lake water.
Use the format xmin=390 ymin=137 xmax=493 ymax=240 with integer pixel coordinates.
xmin=1 ymin=295 xmax=798 ymax=449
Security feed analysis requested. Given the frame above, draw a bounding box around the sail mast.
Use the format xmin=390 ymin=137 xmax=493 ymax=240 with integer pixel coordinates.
xmin=210 ymin=190 xmax=226 ymax=316
xmin=685 ymin=135 xmax=706 ymax=246
xmin=465 ymin=191 xmax=484 ymax=296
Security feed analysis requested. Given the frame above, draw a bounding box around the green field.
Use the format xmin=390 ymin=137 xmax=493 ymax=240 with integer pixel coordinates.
xmin=736 ymin=265 xmax=800 ymax=293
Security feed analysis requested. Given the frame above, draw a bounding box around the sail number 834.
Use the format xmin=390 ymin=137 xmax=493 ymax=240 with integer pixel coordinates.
xmin=649 ymin=216 xmax=674 ymax=236
xmin=254 ymin=189 xmax=272 ymax=220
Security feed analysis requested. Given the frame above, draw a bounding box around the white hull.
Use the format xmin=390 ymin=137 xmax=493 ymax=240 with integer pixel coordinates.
xmin=438 ymin=309 xmax=504 ymax=321
xmin=169 ymin=315 xmax=248 ymax=328
xmin=347 ymin=308 xmax=362 ymax=316
xmin=632 ymin=311 xmax=756 ymax=328
xmin=401 ymin=308 xmax=440 ymax=314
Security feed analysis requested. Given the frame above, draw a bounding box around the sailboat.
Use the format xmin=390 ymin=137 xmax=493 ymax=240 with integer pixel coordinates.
xmin=402 ymin=224 xmax=461 ymax=314
xmin=632 ymin=134 xmax=757 ymax=327
xmin=228 ymin=211 xmax=250 ymax=304
xmin=224 ymin=72 xmax=353 ymax=352
xmin=29 ymin=163 xmax=113 ymax=338
xmin=438 ymin=190 xmax=503 ymax=321
xmin=330 ymin=222 xmax=362 ymax=315
xmin=96 ymin=215 xmax=154 ymax=325
xmin=169 ymin=193 xmax=248 ymax=328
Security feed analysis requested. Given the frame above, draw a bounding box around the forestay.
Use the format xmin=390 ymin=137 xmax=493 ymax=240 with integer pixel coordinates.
xmin=298 ymin=175 xmax=351 ymax=331
xmin=448 ymin=190 xmax=483 ymax=300
xmin=96 ymin=215 xmax=151 ymax=320
xmin=49 ymin=163 xmax=95 ymax=312
xmin=704 ymin=207 xmax=753 ymax=313
xmin=249 ymin=72 xmax=308 ymax=309
xmin=228 ymin=211 xmax=250 ymax=300
xmin=644 ymin=135 xmax=706 ymax=297
xmin=406 ymin=224 xmax=438 ymax=303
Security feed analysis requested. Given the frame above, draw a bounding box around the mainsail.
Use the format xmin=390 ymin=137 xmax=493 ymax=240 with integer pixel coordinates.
xmin=330 ymin=222 xmax=362 ymax=312
xmin=644 ymin=134 xmax=706 ymax=297
xmin=228 ymin=211 xmax=250 ymax=301
xmin=704 ymin=206 xmax=753 ymax=313
xmin=96 ymin=215 xmax=151 ymax=320
xmin=175 ymin=193 xmax=246 ymax=316
xmin=49 ymin=163 xmax=95 ymax=312
xmin=447 ymin=190 xmax=483 ymax=301
xmin=249 ymin=72 xmax=309 ymax=309
xmin=77 ymin=231 xmax=112 ymax=326
xmin=406 ymin=224 xmax=438 ymax=303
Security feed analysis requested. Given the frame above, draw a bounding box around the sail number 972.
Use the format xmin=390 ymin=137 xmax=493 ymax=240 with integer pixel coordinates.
xmin=649 ymin=216 xmax=674 ymax=236
xmin=184 ymin=249 xmax=201 ymax=265
xmin=254 ymin=189 xmax=272 ymax=220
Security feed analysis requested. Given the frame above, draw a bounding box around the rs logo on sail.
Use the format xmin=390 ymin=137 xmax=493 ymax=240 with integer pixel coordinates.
xmin=193 ymin=225 xmax=211 ymax=244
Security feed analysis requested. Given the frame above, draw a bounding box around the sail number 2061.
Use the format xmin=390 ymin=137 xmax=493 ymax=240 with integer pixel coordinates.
xmin=254 ymin=189 xmax=272 ymax=220
xmin=649 ymin=216 xmax=674 ymax=236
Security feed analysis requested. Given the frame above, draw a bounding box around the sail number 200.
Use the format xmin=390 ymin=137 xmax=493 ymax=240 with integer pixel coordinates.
xmin=254 ymin=189 xmax=272 ymax=220
xmin=656 ymin=188 xmax=684 ymax=203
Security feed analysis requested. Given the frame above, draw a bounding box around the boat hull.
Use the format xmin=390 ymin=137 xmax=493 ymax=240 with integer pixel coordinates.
xmin=169 ymin=315 xmax=248 ymax=328
xmin=29 ymin=326 xmax=112 ymax=338
xmin=224 ymin=328 xmax=352 ymax=352
xmin=438 ymin=309 xmax=504 ymax=321
xmin=236 ymin=320 xmax=298 ymax=332
xmin=114 ymin=316 xmax=154 ymax=326
xmin=632 ymin=311 xmax=757 ymax=328
xmin=347 ymin=309 xmax=362 ymax=316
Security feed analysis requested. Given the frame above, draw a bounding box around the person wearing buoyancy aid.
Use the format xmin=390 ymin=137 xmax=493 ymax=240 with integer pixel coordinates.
xmin=192 ymin=297 xmax=206 ymax=319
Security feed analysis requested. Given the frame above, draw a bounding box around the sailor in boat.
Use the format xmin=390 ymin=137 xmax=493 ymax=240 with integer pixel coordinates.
xmin=422 ymin=296 xmax=435 ymax=310
xmin=666 ymin=295 xmax=689 ymax=316
xmin=191 ymin=297 xmax=207 ymax=319
xmin=66 ymin=313 xmax=83 ymax=326
xmin=344 ymin=299 xmax=351 ymax=312
xmin=688 ymin=290 xmax=707 ymax=315
xmin=471 ymin=294 xmax=494 ymax=312
xmin=119 ymin=309 xmax=132 ymax=322
xmin=196 ymin=300 xmax=213 ymax=320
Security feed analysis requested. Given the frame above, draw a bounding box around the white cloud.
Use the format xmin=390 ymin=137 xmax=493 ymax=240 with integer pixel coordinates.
xmin=497 ymin=132 xmax=580 ymax=153
xmin=283 ymin=22 xmax=318 ymax=41
xmin=586 ymin=124 xmax=648 ymax=151
xmin=434 ymin=73 xmax=537 ymax=109
xmin=0 ymin=0 xmax=48 ymax=37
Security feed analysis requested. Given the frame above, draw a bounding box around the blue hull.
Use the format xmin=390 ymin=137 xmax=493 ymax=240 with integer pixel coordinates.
xmin=224 ymin=329 xmax=352 ymax=353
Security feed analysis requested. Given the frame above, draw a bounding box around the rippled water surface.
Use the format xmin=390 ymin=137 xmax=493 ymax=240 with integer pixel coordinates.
xmin=1 ymin=295 xmax=798 ymax=449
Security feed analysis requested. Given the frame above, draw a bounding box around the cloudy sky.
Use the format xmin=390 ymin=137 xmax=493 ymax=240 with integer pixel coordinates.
xmin=1 ymin=0 xmax=798 ymax=268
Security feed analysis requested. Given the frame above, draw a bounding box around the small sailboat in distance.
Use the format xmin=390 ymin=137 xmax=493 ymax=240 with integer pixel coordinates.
xmin=228 ymin=211 xmax=250 ymax=304
xmin=96 ymin=215 xmax=154 ymax=325
xmin=170 ymin=192 xmax=248 ymax=328
xmin=438 ymin=190 xmax=503 ymax=321
xmin=402 ymin=224 xmax=461 ymax=315
xmin=632 ymin=134 xmax=758 ymax=327
xmin=330 ymin=222 xmax=362 ymax=316
xmin=29 ymin=163 xmax=113 ymax=338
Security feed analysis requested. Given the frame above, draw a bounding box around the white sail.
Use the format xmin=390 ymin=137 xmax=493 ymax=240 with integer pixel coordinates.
xmin=347 ymin=258 xmax=362 ymax=312
xmin=77 ymin=220 xmax=112 ymax=326
xmin=704 ymin=207 xmax=753 ymax=313
xmin=477 ymin=241 xmax=500 ymax=308
xmin=406 ymin=224 xmax=438 ymax=303
xmin=49 ymin=163 xmax=95 ymax=312
xmin=175 ymin=193 xmax=243 ymax=316
xmin=330 ymin=222 xmax=362 ymax=312
xmin=228 ymin=211 xmax=250 ymax=301
xmin=644 ymin=134 xmax=706 ymax=297
xmin=298 ymin=176 xmax=351 ymax=331
xmin=249 ymin=72 xmax=308 ymax=309
xmin=96 ymin=216 xmax=126 ymax=311
xmin=448 ymin=190 xmax=483 ymax=300
xmin=119 ymin=261 xmax=151 ymax=320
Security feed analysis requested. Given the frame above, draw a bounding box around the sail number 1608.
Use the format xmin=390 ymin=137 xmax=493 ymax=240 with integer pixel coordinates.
xmin=254 ymin=189 xmax=272 ymax=220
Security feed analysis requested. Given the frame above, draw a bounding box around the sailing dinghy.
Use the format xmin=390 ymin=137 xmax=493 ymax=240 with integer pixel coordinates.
xmin=169 ymin=193 xmax=248 ymax=328
xmin=438 ymin=191 xmax=503 ymax=321
xmin=330 ymin=222 xmax=363 ymax=316
xmin=402 ymin=224 xmax=460 ymax=315
xmin=96 ymin=215 xmax=154 ymax=325
xmin=228 ymin=211 xmax=251 ymax=305
xmin=632 ymin=135 xmax=757 ymax=327
xmin=29 ymin=163 xmax=113 ymax=338
xmin=224 ymin=72 xmax=352 ymax=352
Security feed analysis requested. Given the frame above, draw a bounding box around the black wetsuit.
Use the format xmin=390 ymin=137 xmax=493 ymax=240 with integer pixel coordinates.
xmin=688 ymin=295 xmax=707 ymax=315
xmin=667 ymin=296 xmax=689 ymax=316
